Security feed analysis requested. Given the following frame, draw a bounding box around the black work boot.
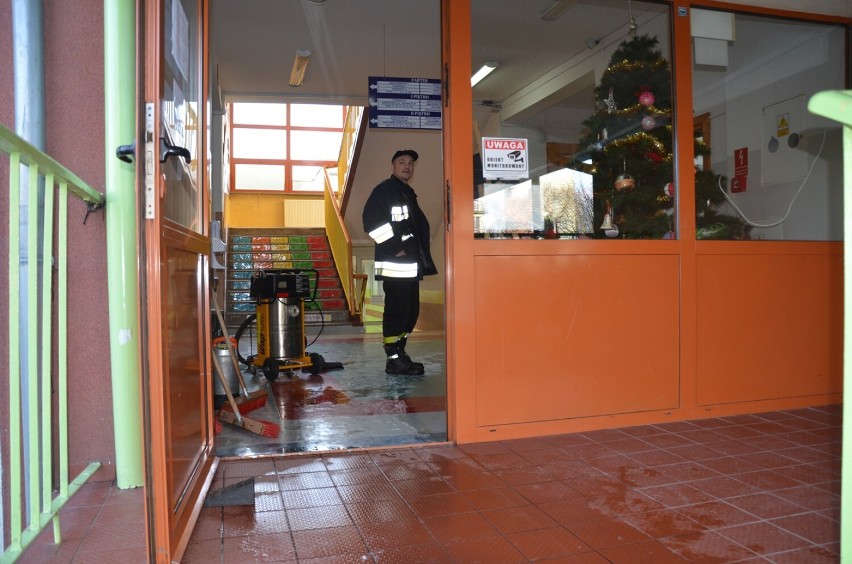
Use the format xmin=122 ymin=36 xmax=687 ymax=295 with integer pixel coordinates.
xmin=384 ymin=342 xmax=425 ymax=376
xmin=398 ymin=336 xmax=425 ymax=373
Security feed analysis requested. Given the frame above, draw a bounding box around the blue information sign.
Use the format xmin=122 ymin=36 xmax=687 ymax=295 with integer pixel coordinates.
xmin=368 ymin=76 xmax=442 ymax=130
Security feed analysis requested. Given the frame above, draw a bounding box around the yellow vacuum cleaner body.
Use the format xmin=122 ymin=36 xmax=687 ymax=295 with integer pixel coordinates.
xmin=250 ymin=269 xmax=314 ymax=380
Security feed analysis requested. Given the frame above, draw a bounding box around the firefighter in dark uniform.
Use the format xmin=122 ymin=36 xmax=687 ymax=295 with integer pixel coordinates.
xmin=363 ymin=149 xmax=437 ymax=375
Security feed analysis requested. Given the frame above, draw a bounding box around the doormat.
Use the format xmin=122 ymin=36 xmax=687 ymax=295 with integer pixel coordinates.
xmin=203 ymin=478 xmax=255 ymax=507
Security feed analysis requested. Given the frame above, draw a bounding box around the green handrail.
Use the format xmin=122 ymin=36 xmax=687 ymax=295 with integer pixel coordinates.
xmin=1 ymin=123 xmax=104 ymax=562
xmin=0 ymin=123 xmax=104 ymax=206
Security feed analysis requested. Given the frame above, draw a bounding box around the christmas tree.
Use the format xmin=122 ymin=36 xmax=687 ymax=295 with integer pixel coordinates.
xmin=578 ymin=34 xmax=750 ymax=240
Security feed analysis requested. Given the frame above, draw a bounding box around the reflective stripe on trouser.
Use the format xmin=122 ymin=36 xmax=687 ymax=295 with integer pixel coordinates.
xmin=383 ymin=331 xmax=408 ymax=345
xmin=368 ymin=222 xmax=394 ymax=244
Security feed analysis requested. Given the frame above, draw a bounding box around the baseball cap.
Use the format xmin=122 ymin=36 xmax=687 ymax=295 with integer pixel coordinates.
xmin=392 ymin=149 xmax=418 ymax=163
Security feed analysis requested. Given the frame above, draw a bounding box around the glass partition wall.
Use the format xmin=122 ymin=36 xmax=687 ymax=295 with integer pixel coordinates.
xmin=691 ymin=10 xmax=846 ymax=241
xmin=471 ymin=1 xmax=846 ymax=241
xmin=472 ymin=0 xmax=677 ymax=239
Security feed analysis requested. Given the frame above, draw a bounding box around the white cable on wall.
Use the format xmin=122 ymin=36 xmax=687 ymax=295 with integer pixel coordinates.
xmin=717 ymin=128 xmax=827 ymax=229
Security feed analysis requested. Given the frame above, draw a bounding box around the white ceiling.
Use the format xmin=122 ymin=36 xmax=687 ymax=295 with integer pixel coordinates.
xmin=210 ymin=0 xmax=668 ymax=133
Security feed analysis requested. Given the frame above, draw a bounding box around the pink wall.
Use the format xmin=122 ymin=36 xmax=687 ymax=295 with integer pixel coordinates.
xmin=45 ymin=0 xmax=115 ymax=481
xmin=0 ymin=0 xmax=117 ymax=481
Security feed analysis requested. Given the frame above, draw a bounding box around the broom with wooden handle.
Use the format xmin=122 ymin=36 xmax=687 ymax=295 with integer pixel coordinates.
xmin=212 ymin=347 xmax=280 ymax=438
xmin=211 ymin=290 xmax=270 ymax=415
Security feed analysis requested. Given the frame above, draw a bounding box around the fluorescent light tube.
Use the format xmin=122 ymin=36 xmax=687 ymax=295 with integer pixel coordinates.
xmin=289 ymin=49 xmax=311 ymax=87
xmin=471 ymin=62 xmax=498 ymax=87
xmin=541 ymin=0 xmax=578 ymax=22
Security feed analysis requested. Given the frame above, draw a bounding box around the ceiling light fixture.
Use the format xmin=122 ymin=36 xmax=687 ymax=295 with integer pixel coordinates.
xmin=289 ymin=49 xmax=311 ymax=87
xmin=541 ymin=0 xmax=579 ymax=22
xmin=471 ymin=62 xmax=498 ymax=87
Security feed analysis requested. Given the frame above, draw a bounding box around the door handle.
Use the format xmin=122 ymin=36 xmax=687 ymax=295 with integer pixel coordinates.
xmin=115 ymin=140 xmax=136 ymax=163
xmin=159 ymin=137 xmax=191 ymax=164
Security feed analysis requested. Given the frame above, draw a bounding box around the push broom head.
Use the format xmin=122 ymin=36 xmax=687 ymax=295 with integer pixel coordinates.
xmin=218 ymin=410 xmax=280 ymax=438
xmin=220 ymin=390 xmax=269 ymax=415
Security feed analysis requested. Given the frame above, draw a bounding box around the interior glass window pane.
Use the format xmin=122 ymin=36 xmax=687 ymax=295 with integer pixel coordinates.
xmin=233 ymin=102 xmax=287 ymax=126
xmin=691 ymin=11 xmax=846 ymax=241
xmin=471 ymin=0 xmax=675 ymax=240
xmin=232 ymin=128 xmax=286 ymax=159
xmin=290 ymin=130 xmax=343 ymax=160
xmin=235 ymin=163 xmax=285 ymax=190
xmin=292 ymin=165 xmax=325 ymax=191
xmin=290 ymin=104 xmax=344 ymax=127
xmin=160 ymin=0 xmax=200 ymax=231
xmin=326 ymin=167 xmax=339 ymax=193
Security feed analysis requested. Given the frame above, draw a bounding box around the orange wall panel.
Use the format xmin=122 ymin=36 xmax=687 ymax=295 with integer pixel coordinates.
xmin=696 ymin=252 xmax=842 ymax=405
xmin=474 ymin=254 xmax=680 ymax=426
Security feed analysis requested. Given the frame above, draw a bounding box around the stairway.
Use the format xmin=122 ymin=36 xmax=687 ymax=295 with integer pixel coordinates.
xmin=223 ymin=228 xmax=354 ymax=334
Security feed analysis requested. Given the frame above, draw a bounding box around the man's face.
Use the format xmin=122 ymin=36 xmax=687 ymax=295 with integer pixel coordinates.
xmin=392 ymin=156 xmax=415 ymax=182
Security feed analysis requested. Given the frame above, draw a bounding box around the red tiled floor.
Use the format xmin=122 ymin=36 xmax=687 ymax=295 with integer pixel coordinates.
xmin=18 ymin=405 xmax=841 ymax=562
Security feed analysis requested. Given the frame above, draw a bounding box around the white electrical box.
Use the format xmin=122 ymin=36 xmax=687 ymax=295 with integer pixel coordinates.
xmin=761 ymin=95 xmax=808 ymax=185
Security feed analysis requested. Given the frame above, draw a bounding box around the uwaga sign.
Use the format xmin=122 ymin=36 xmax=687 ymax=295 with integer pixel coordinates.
xmin=482 ymin=137 xmax=529 ymax=181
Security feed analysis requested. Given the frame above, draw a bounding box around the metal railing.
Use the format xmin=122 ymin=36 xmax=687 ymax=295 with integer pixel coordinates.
xmin=0 ymin=122 xmax=104 ymax=562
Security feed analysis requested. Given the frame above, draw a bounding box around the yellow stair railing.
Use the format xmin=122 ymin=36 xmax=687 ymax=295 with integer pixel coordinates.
xmin=325 ymin=106 xmax=368 ymax=320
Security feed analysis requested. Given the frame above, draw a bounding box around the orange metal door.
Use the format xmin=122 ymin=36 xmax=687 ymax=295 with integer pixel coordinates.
xmin=140 ymin=0 xmax=216 ymax=561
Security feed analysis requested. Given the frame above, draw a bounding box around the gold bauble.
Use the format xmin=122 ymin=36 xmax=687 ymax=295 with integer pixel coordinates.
xmin=614 ymin=173 xmax=636 ymax=192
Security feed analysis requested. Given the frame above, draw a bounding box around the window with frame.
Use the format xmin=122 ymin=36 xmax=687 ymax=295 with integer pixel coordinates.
xmin=229 ymin=102 xmax=345 ymax=193
xmin=471 ymin=0 xmax=677 ymax=240
xmin=691 ymin=10 xmax=846 ymax=241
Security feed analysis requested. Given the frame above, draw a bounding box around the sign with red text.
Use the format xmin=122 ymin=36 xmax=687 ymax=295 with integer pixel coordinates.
xmin=482 ymin=137 xmax=529 ymax=180
xmin=732 ymin=147 xmax=748 ymax=193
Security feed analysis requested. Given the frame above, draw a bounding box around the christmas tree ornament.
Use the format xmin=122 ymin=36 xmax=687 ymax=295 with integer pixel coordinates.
xmin=663 ymin=182 xmax=675 ymax=197
xmin=639 ymin=90 xmax=655 ymax=106
xmin=615 ymin=172 xmax=636 ymax=192
xmin=600 ymin=200 xmax=614 ymax=230
xmin=641 ymin=115 xmax=656 ymax=130
xmin=646 ymin=151 xmax=664 ymax=165
xmin=614 ymin=160 xmax=635 ymax=192
xmin=614 ymin=173 xmax=635 ymax=191
xmin=605 ymin=223 xmax=620 ymax=238
xmin=605 ymin=87 xmax=616 ymax=113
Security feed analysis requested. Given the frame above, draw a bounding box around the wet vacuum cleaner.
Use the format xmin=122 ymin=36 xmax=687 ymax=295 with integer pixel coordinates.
xmin=247 ymin=269 xmax=342 ymax=382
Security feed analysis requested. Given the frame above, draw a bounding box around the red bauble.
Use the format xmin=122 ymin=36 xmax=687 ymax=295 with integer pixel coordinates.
xmin=646 ymin=151 xmax=664 ymax=165
xmin=639 ymin=91 xmax=655 ymax=106
xmin=664 ymin=182 xmax=675 ymax=198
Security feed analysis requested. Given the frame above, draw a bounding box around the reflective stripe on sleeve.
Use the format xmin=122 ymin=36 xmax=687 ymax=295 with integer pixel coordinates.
xmin=369 ymin=223 xmax=394 ymax=244
xmin=391 ymin=205 xmax=409 ymax=222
